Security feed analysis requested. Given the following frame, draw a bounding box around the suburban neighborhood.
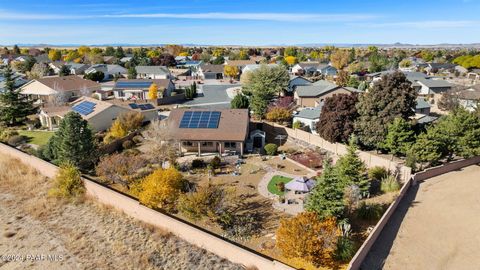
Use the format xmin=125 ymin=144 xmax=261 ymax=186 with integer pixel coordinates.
xmin=1 ymin=1 xmax=480 ymax=270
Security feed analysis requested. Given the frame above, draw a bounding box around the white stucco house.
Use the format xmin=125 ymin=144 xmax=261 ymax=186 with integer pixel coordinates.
xmin=292 ymin=106 xmax=322 ymax=134
xmin=135 ymin=66 xmax=171 ymax=79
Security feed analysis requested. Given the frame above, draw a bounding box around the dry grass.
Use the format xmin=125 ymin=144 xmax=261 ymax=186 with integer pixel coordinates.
xmin=0 ymin=155 xmax=244 ymax=270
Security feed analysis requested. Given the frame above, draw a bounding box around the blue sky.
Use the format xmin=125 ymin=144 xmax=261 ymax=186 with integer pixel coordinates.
xmin=0 ymin=0 xmax=479 ymax=45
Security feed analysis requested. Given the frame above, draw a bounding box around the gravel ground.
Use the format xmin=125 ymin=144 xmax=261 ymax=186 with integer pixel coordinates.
xmin=0 ymin=156 xmax=244 ymax=270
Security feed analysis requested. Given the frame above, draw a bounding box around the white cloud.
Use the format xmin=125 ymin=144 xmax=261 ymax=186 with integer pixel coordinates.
xmin=356 ymin=20 xmax=478 ymax=29
xmin=0 ymin=10 xmax=376 ymax=22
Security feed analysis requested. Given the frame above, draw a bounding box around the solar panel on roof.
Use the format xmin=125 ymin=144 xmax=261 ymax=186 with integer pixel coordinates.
xmin=116 ymin=82 xmax=153 ymax=88
xmin=72 ymin=101 xmax=96 ymax=116
xmin=129 ymin=103 xmax=139 ymax=109
xmin=179 ymin=111 xmax=221 ymax=129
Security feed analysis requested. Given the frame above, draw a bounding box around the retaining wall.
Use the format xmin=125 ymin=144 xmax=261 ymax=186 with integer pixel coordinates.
xmin=0 ymin=143 xmax=294 ymax=270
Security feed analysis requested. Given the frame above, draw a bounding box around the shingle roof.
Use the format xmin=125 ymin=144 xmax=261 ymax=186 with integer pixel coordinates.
xmin=36 ymin=75 xmax=101 ymax=91
xmin=294 ymin=106 xmax=322 ymax=120
xmin=135 ymin=66 xmax=170 ymax=75
xmin=296 ymin=80 xmax=339 ymax=97
xmin=226 ymin=60 xmax=256 ymax=66
xmin=168 ymin=109 xmax=249 ymax=141
xmin=200 ymin=64 xmax=224 ymax=73
xmin=113 ymin=79 xmax=172 ymax=90
xmin=417 ymin=79 xmax=452 ymax=88
xmin=416 ymin=98 xmax=431 ymax=109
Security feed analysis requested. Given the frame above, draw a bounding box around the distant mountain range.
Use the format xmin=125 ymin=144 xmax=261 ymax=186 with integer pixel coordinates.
xmin=2 ymin=42 xmax=480 ymax=48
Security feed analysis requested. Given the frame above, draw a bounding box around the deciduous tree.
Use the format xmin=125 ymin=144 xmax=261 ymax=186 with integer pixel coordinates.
xmin=137 ymin=167 xmax=184 ymax=210
xmin=148 ymin=83 xmax=158 ymax=100
xmin=317 ymin=93 xmax=358 ymax=143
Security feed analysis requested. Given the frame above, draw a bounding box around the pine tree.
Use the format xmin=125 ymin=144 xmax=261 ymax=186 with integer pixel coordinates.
xmin=44 ymin=112 xmax=96 ymax=169
xmin=230 ymin=94 xmax=249 ymax=109
xmin=335 ymin=139 xmax=370 ymax=194
xmin=0 ymin=65 xmax=35 ymax=126
xmin=382 ymin=118 xmax=415 ymax=156
xmin=355 ymin=71 xmax=417 ymax=149
xmin=305 ymin=159 xmax=345 ymax=219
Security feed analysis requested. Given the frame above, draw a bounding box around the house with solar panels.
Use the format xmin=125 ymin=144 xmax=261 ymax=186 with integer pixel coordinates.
xmin=113 ymin=79 xmax=175 ymax=101
xmin=168 ymin=109 xmax=249 ymax=156
xmin=38 ymin=96 xmax=157 ymax=132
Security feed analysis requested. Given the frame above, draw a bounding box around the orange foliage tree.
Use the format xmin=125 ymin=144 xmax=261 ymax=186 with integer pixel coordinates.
xmin=276 ymin=212 xmax=340 ymax=267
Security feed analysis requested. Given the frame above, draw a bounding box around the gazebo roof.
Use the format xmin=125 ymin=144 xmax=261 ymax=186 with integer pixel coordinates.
xmin=285 ymin=176 xmax=316 ymax=192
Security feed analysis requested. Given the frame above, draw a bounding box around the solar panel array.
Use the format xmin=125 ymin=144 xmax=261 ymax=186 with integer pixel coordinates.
xmin=129 ymin=103 xmax=155 ymax=110
xmin=72 ymin=101 xmax=96 ymax=116
xmin=179 ymin=111 xmax=221 ymax=129
xmin=116 ymin=81 xmax=153 ymax=89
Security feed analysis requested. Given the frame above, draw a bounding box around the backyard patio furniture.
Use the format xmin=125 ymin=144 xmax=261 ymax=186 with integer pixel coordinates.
xmin=285 ymin=176 xmax=316 ymax=193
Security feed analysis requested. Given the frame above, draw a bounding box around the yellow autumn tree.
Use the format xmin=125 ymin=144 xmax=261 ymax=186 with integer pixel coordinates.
xmin=285 ymin=55 xmax=297 ymax=66
xmin=148 ymin=83 xmax=159 ymax=100
xmin=330 ymin=49 xmax=350 ymax=70
xmin=138 ymin=167 xmax=184 ymax=210
xmin=179 ymin=52 xmax=189 ymax=57
xmin=266 ymin=107 xmax=291 ymax=123
xmin=276 ymin=212 xmax=340 ymax=267
xmin=48 ymin=49 xmax=61 ymax=61
xmin=224 ymin=65 xmax=239 ymax=79
xmin=104 ymin=119 xmax=127 ymax=143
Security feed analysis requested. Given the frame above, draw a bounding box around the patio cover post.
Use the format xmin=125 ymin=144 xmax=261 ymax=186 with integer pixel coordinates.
xmin=198 ymin=142 xmax=201 ymax=157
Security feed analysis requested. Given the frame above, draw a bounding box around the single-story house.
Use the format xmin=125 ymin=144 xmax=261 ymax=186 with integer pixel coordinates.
xmin=168 ymin=109 xmax=249 ymax=156
xmin=196 ymin=64 xmax=224 ymax=80
xmin=85 ymin=64 xmax=127 ymax=80
xmin=120 ymin=56 xmax=133 ymax=63
xmin=294 ymin=80 xmax=359 ymax=107
xmin=67 ymin=63 xmax=90 ymax=75
xmin=425 ymin=63 xmax=457 ymax=74
xmin=225 ymin=60 xmax=257 ymax=69
xmin=48 ymin=61 xmax=66 ymax=74
xmin=0 ymin=72 xmax=28 ymax=92
xmin=416 ymin=78 xmax=452 ymax=95
xmin=292 ymin=62 xmax=337 ymax=77
xmin=20 ymin=75 xmax=101 ymax=104
xmin=457 ymin=84 xmax=480 ymax=112
xmin=292 ymin=106 xmax=322 ymax=134
xmin=135 ymin=66 xmax=171 ymax=79
xmin=39 ymin=96 xmax=157 ymax=131
xmin=103 ymin=56 xmax=117 ymax=64
xmin=112 ymin=79 xmax=175 ymax=100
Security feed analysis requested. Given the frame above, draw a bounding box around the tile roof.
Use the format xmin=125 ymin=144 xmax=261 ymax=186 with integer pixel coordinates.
xmin=168 ymin=109 xmax=249 ymax=141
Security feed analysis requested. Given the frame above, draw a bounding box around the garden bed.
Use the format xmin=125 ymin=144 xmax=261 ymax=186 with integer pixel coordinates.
xmin=287 ymin=150 xmax=326 ymax=170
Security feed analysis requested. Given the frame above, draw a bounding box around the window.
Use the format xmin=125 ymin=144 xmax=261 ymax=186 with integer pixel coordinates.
xmin=224 ymin=142 xmax=236 ymax=148
xmin=182 ymin=141 xmax=193 ymax=147
xmin=202 ymin=142 xmax=213 ymax=147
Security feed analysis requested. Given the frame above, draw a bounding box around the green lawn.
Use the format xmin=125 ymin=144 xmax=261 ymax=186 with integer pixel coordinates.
xmin=17 ymin=130 xmax=54 ymax=146
xmin=267 ymin=175 xmax=292 ymax=196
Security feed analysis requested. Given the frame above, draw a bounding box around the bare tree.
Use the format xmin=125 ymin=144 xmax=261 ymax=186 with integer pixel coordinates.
xmin=51 ymin=82 xmax=69 ymax=106
xmin=142 ymin=120 xmax=179 ymax=166
xmin=80 ymin=85 xmax=92 ymax=97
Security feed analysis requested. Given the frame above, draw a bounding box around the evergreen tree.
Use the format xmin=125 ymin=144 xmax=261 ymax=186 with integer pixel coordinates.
xmin=230 ymin=94 xmax=249 ymax=109
xmin=382 ymin=118 xmax=415 ymax=156
xmin=127 ymin=67 xmax=137 ymax=79
xmin=59 ymin=65 xmax=71 ymax=76
xmin=305 ymin=159 xmax=345 ymax=219
xmin=411 ymin=131 xmax=444 ymax=165
xmin=12 ymin=45 xmax=20 ymax=55
xmin=114 ymin=46 xmax=125 ymax=59
xmin=44 ymin=112 xmax=96 ymax=169
xmin=335 ymin=139 xmax=370 ymax=194
xmin=355 ymin=71 xmax=417 ymax=149
xmin=0 ymin=65 xmax=35 ymax=126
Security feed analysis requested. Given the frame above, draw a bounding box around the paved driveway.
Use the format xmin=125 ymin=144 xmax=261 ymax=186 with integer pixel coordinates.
xmin=180 ymin=84 xmax=240 ymax=109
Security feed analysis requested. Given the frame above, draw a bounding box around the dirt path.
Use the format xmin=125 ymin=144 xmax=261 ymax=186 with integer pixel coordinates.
xmin=0 ymin=156 xmax=243 ymax=270
xmin=362 ymin=164 xmax=480 ymax=270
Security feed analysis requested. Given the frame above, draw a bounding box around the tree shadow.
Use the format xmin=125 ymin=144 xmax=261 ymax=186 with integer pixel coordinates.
xmin=360 ymin=182 xmax=421 ymax=270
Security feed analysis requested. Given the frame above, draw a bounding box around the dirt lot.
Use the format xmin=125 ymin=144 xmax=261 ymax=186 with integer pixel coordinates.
xmin=0 ymin=156 xmax=243 ymax=270
xmin=362 ymin=164 xmax=480 ymax=270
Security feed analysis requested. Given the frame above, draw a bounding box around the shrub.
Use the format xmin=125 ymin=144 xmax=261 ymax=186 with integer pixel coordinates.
xmin=265 ymin=107 xmax=291 ymax=123
xmin=0 ymin=129 xmax=19 ymax=142
xmin=137 ymin=167 xmax=184 ymax=210
xmin=122 ymin=139 xmax=135 ymax=149
xmin=356 ymin=202 xmax=384 ymax=220
xmin=368 ymin=166 xmax=388 ymax=181
xmin=335 ymin=237 xmax=356 ymax=262
xmin=292 ymin=120 xmax=303 ymax=129
xmin=96 ymin=152 xmax=147 ymax=187
xmin=7 ymin=135 xmax=25 ymax=146
xmin=264 ymin=143 xmax=278 ymax=156
xmin=381 ymin=175 xmax=401 ymax=193
xmin=177 ymin=184 xmax=233 ymax=221
xmin=221 ymin=213 xmax=261 ymax=241
xmin=276 ymin=182 xmax=285 ymax=193
xmin=132 ymin=135 xmax=143 ymax=144
xmin=49 ymin=162 xmax=85 ymax=199
xmin=276 ymin=213 xmax=340 ymax=267
xmin=210 ymin=156 xmax=221 ymax=169
xmin=191 ymin=159 xmax=205 ymax=169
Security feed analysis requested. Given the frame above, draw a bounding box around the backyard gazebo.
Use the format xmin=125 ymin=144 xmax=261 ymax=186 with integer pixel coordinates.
xmin=285 ymin=176 xmax=316 ymax=193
